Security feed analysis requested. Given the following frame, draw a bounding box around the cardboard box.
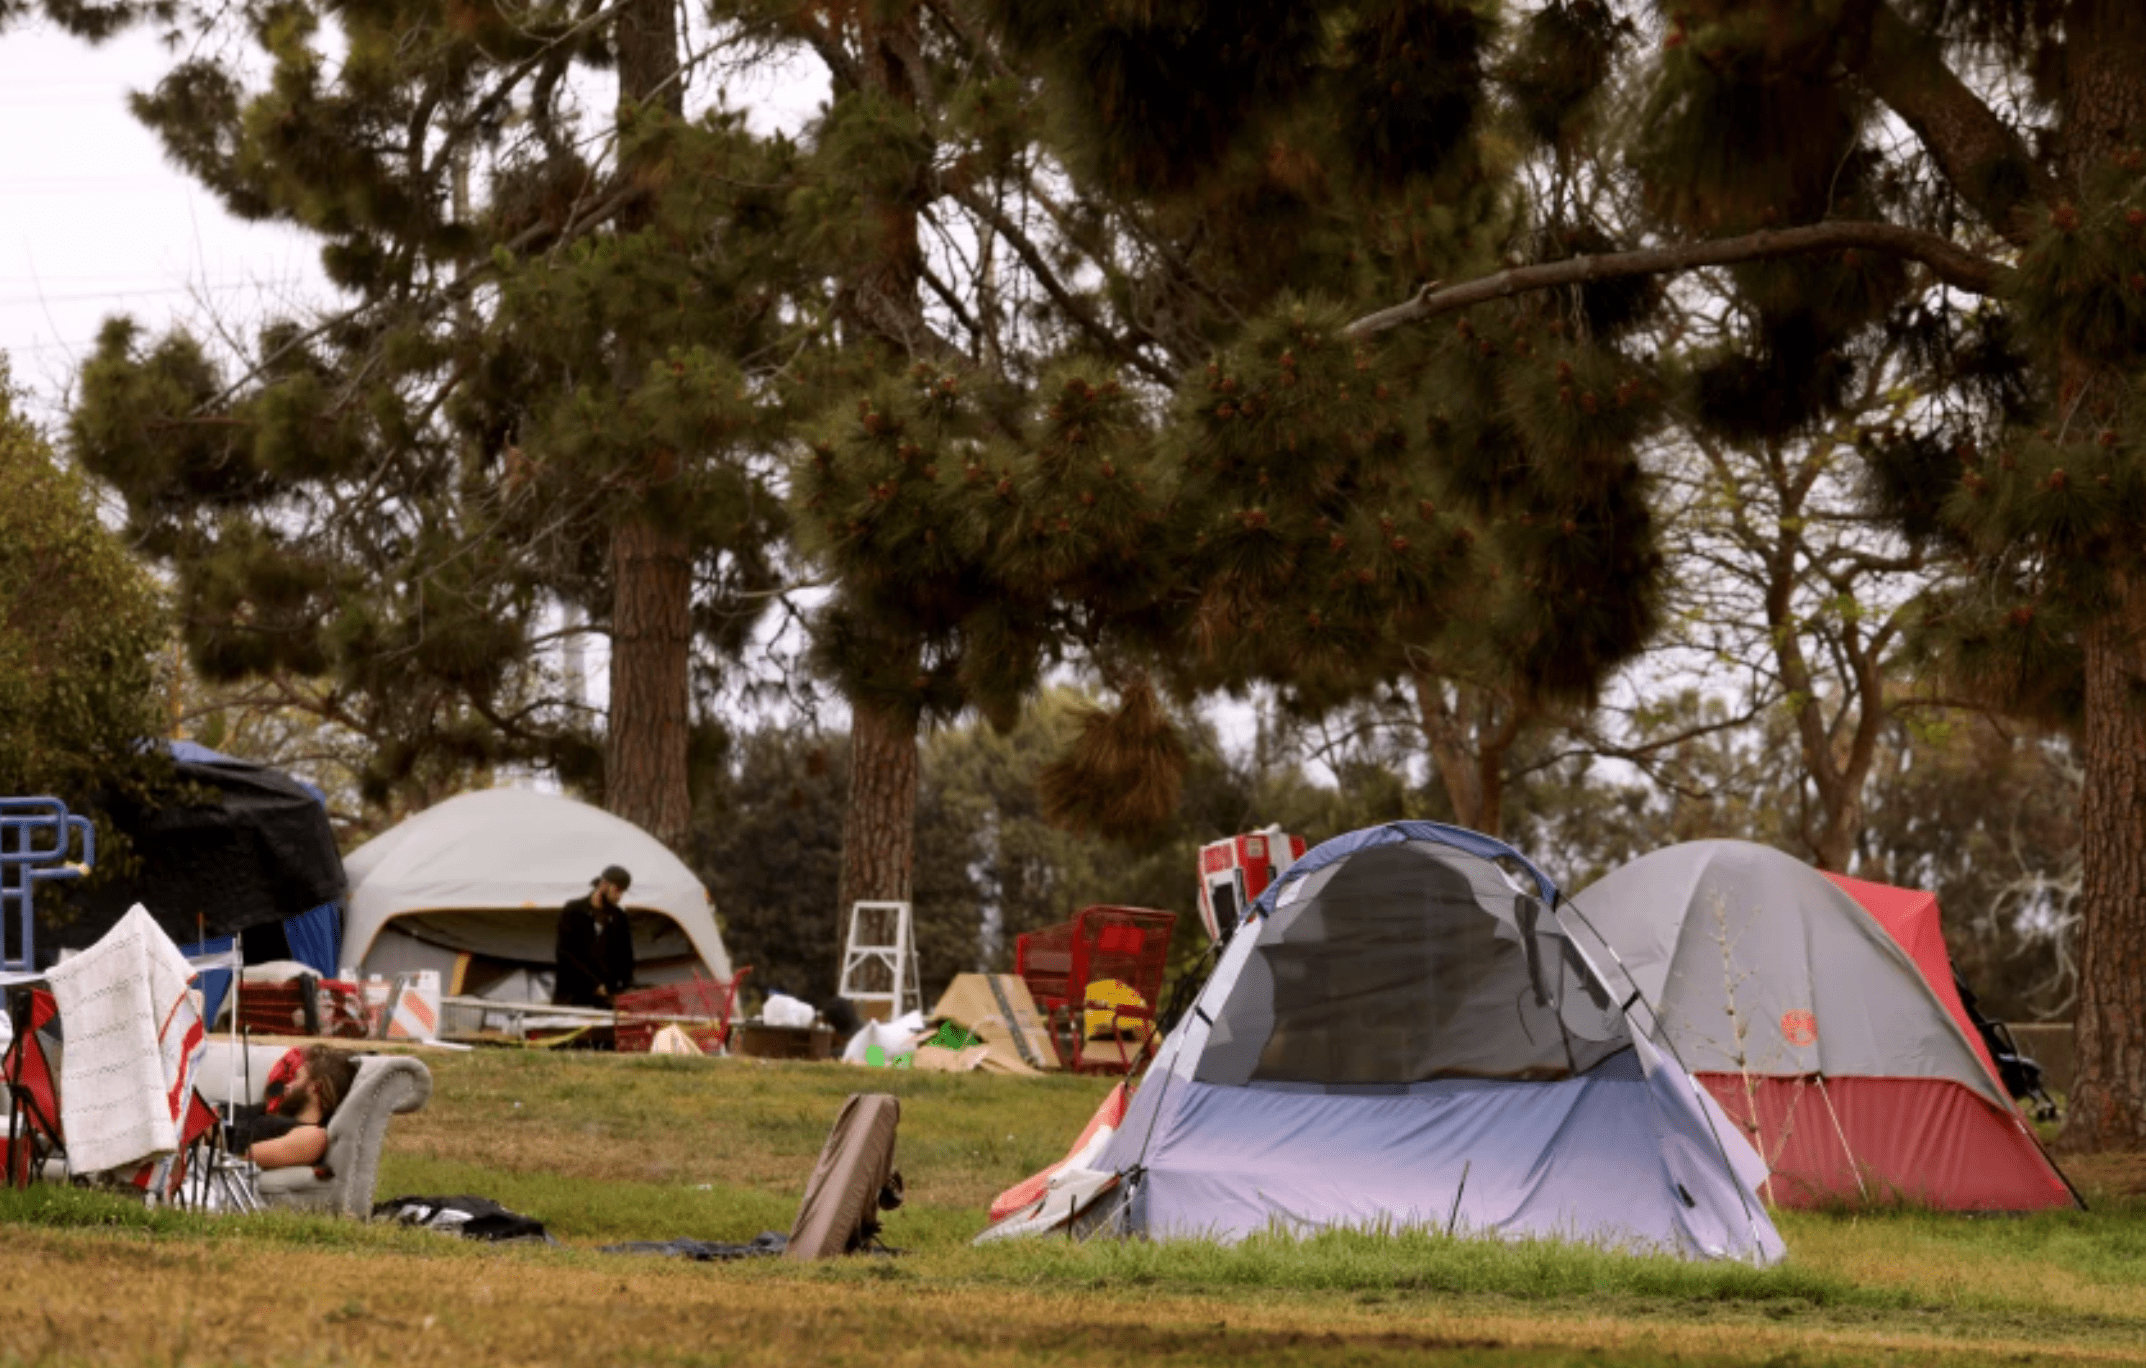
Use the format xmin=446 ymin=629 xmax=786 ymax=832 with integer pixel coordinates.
xmin=733 ymin=1023 xmax=837 ymax=1060
xmin=931 ymin=973 xmax=1060 ymax=1073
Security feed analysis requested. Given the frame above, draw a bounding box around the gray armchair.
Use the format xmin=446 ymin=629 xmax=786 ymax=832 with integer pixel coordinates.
xmin=194 ymin=1043 xmax=432 ymax=1217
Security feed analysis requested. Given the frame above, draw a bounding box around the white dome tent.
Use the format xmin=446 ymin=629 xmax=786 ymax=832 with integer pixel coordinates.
xmin=342 ymin=788 xmax=730 ymax=1003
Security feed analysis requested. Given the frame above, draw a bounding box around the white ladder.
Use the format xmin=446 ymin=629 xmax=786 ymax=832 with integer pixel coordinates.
xmin=836 ymin=900 xmax=922 ymax=1020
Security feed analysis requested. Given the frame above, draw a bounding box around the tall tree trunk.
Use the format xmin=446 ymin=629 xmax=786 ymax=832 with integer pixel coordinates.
xmin=1415 ymin=674 xmax=1486 ymax=831
xmin=2059 ymin=576 xmax=2146 ymax=1151
xmin=1412 ymin=672 xmax=1520 ymax=837
xmin=1809 ymin=794 xmax=1863 ymax=876
xmin=839 ymin=696 xmax=921 ymax=917
xmin=836 ymin=2 xmax=929 ymax=912
xmin=607 ymin=516 xmax=693 ymax=851
xmin=2053 ymin=5 xmax=2146 ymax=1152
xmin=601 ymin=0 xmax=694 ymax=852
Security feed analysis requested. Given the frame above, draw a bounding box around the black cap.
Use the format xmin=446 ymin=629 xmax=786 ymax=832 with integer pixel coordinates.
xmin=595 ymin=864 xmax=633 ymax=892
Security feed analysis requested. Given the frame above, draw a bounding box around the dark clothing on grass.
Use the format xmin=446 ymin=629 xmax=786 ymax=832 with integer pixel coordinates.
xmin=554 ymin=894 xmax=635 ymax=1007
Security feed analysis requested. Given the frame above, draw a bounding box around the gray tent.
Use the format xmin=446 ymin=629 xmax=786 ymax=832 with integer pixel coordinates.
xmin=341 ymin=788 xmax=731 ymax=1000
xmin=992 ymin=822 xmax=1784 ymax=1262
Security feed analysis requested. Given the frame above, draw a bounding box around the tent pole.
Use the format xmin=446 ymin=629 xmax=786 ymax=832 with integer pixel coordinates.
xmin=1812 ymin=1074 xmax=1868 ymax=1202
xmin=1556 ymin=889 xmax=1778 ymax=1254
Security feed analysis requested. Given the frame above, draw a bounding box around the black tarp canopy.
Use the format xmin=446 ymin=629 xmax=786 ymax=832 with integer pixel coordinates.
xmin=41 ymin=742 xmax=344 ymax=963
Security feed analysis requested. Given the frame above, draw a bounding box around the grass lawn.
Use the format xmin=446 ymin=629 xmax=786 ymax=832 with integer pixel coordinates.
xmin=3 ymin=1048 xmax=2142 ymax=1366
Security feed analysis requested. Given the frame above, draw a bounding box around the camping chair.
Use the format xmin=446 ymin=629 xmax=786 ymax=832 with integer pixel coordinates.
xmin=2 ymin=986 xmax=63 ymax=1187
xmin=133 ymin=1088 xmax=256 ymax=1210
xmin=2 ymin=986 xmax=229 ymax=1203
xmin=614 ymin=967 xmax=752 ymax=1054
xmin=1015 ymin=907 xmax=1176 ymax=1074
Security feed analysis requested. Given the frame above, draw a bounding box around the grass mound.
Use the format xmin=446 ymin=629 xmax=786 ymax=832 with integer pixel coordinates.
xmin=1 ymin=1049 xmax=2140 ymax=1367
xmin=935 ymin=1225 xmax=1878 ymax=1306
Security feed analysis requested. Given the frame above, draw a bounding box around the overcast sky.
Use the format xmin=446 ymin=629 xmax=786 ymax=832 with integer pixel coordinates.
xmin=0 ymin=13 xmax=829 ymax=430
xmin=0 ymin=21 xmax=1320 ymax=788
xmin=1 ymin=20 xmax=337 ymax=430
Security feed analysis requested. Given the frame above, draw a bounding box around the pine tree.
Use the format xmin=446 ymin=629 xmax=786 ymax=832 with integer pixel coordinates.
xmin=61 ymin=0 xmax=801 ymax=840
xmin=1318 ymin=0 xmax=2146 ymax=1150
xmin=781 ymin=0 xmax=1674 ymax=861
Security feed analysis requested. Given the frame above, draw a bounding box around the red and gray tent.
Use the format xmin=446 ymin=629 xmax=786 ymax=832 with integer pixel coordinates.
xmin=1570 ymin=840 xmax=2076 ymax=1211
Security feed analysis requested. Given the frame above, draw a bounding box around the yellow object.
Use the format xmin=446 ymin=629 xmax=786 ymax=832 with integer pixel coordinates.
xmin=1083 ymin=978 xmax=1148 ymax=1039
xmin=526 ymin=1024 xmax=599 ymax=1049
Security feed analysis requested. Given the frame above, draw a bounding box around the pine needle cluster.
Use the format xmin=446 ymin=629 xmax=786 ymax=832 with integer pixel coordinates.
xmin=1632 ymin=3 xmax=1865 ymax=234
xmin=1868 ymin=161 xmax=2146 ymax=723
xmin=979 ymin=0 xmax=1329 ymax=195
xmin=1036 ymin=674 xmax=1188 ymax=841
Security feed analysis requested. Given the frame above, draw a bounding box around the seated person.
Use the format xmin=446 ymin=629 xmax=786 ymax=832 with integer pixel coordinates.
xmin=223 ymin=1044 xmax=360 ymax=1171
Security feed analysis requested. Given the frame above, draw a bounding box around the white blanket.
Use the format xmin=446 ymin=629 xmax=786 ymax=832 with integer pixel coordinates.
xmin=46 ymin=904 xmax=205 ymax=1175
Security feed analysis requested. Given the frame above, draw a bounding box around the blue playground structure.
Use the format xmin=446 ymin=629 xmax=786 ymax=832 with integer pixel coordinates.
xmin=1 ymin=798 xmax=94 ymax=974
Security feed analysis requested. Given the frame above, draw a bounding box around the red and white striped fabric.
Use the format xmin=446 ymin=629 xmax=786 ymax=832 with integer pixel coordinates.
xmin=987 ymin=1082 xmax=1129 ymax=1223
xmin=384 ymin=978 xmax=440 ymax=1041
xmin=46 ymin=904 xmax=206 ymax=1176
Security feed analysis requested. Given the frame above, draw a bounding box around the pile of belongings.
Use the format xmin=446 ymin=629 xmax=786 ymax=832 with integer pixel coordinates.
xmin=233 ymin=963 xmax=370 ymax=1039
xmin=840 ymin=975 xmax=1058 ymax=1074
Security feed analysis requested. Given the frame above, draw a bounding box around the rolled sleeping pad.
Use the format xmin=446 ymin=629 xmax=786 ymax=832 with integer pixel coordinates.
xmin=785 ymin=1093 xmax=903 ymax=1260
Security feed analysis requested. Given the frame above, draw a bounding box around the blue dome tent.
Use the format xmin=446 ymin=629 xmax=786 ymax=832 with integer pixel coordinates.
xmin=985 ymin=822 xmax=1784 ymax=1263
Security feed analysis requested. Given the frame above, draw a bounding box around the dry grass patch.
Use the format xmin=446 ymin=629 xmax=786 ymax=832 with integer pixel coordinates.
xmin=2 ymin=1227 xmax=2139 ymax=1368
xmin=2068 ymin=1151 xmax=2146 ymax=1198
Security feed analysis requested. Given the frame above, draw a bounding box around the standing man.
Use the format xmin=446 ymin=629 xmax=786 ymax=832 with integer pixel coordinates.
xmin=554 ymin=864 xmax=637 ymax=1007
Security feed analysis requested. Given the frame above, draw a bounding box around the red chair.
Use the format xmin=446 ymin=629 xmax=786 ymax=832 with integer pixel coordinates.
xmin=3 ymin=987 xmax=63 ymax=1187
xmin=614 ymin=967 xmax=753 ymax=1054
xmin=129 ymin=1090 xmax=226 ymax=1203
xmin=1015 ymin=907 xmax=1176 ymax=1075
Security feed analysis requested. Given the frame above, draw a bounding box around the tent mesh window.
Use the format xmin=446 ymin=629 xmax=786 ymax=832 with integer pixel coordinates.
xmin=1196 ymin=842 xmax=1627 ymax=1088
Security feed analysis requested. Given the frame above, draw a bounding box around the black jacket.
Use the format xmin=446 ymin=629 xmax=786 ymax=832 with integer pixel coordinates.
xmin=554 ymin=893 xmax=635 ymax=1007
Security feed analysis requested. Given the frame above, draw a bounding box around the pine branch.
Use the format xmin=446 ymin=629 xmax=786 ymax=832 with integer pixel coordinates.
xmin=430 ymin=0 xmax=640 ymax=175
xmin=791 ymin=12 xmax=863 ymax=92
xmin=1516 ymin=695 xmax=1773 ymax=799
xmin=917 ymin=255 xmax=989 ymax=354
xmin=1845 ymin=1 xmax=2055 ymax=244
xmin=920 ymin=0 xmax=1016 ymax=83
xmin=190 ymin=184 xmax=639 ymax=415
xmin=1342 ymin=221 xmax=2013 ymax=339
xmin=940 ymin=179 xmax=1177 ymax=386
